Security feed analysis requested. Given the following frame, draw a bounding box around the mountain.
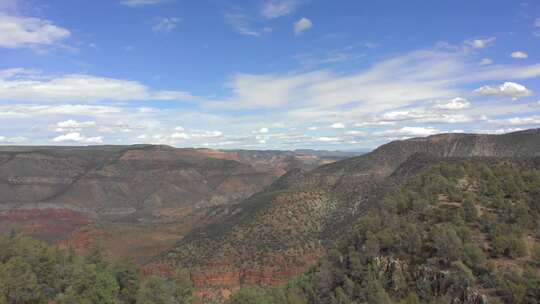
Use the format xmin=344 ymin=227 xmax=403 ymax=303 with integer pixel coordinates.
xmin=226 ymin=155 xmax=540 ymax=304
xmin=0 ymin=145 xmax=356 ymax=262
xmin=153 ymin=129 xmax=540 ymax=301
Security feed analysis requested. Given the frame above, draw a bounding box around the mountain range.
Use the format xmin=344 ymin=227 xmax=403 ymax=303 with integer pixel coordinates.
xmin=0 ymin=129 xmax=539 ymax=302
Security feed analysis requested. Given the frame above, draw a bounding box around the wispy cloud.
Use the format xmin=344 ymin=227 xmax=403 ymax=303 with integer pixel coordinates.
xmin=433 ymin=97 xmax=471 ymax=110
xmin=479 ymin=58 xmax=493 ymax=66
xmin=152 ymin=17 xmax=180 ymax=33
xmin=121 ymin=0 xmax=168 ymax=7
xmin=0 ymin=69 xmax=197 ymax=102
xmin=510 ymin=51 xmax=528 ymax=59
xmin=261 ymin=0 xmax=300 ymax=19
xmin=2 ymin=44 xmax=539 ymax=148
xmin=464 ymin=37 xmax=496 ymax=49
xmin=224 ymin=9 xmax=271 ymax=37
xmin=209 ymin=49 xmax=540 ymax=112
xmin=0 ymin=14 xmax=70 ymax=49
xmin=225 ymin=1 xmax=300 ymax=37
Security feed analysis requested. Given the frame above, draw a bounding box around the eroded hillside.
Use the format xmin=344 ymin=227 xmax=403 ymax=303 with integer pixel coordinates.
xmin=155 ymin=129 xmax=540 ymax=301
xmin=0 ymin=145 xmax=353 ymax=262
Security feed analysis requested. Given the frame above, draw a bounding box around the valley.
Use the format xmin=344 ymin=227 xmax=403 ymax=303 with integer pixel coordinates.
xmin=0 ymin=145 xmax=359 ymax=263
xmin=0 ymin=129 xmax=539 ymax=303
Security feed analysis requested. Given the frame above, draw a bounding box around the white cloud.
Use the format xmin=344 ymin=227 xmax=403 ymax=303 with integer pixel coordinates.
xmin=121 ymin=0 xmax=166 ymax=7
xmin=84 ymin=136 xmax=104 ymax=143
xmin=464 ymin=37 xmax=496 ymax=49
xmin=57 ymin=119 xmax=95 ymax=128
xmin=261 ymin=0 xmax=299 ymax=19
xmin=55 ymin=119 xmax=95 ymax=132
xmin=0 ymin=69 xmax=196 ymax=102
xmin=53 ymin=132 xmax=103 ymax=144
xmin=369 ymin=108 xmax=474 ymax=125
xmin=477 ymin=128 xmax=524 ymax=135
xmin=207 ymin=49 xmax=540 ymax=114
xmin=474 ymin=82 xmax=533 ymax=99
xmin=152 ymin=17 xmax=180 ymax=33
xmin=330 ymin=122 xmax=346 ymax=129
xmin=346 ymin=130 xmax=365 ymax=136
xmin=479 ymin=58 xmax=493 ymax=66
xmin=192 ymin=130 xmax=223 ymax=138
xmin=0 ymin=14 xmax=70 ymax=48
xmin=53 ymin=132 xmax=83 ymax=142
xmin=511 ymin=51 xmax=528 ymax=59
xmin=0 ymin=104 xmax=121 ymax=118
xmin=174 ymin=126 xmax=184 ymax=131
xmin=490 ymin=116 xmax=540 ymax=126
xmin=0 ymin=136 xmax=27 ymax=143
xmin=380 ymin=126 xmax=441 ymax=137
xmin=294 ymin=17 xmax=312 ymax=35
xmin=307 ymin=126 xmax=318 ymax=130
xmin=2 ymin=44 xmax=540 ymax=149
xmin=315 ymin=136 xmax=339 ymax=142
xmin=433 ymin=97 xmax=471 ymax=110
xmin=170 ymin=132 xmax=190 ymax=139
xmin=354 ymin=121 xmax=396 ymax=127
xmin=253 ymin=127 xmax=269 ymax=134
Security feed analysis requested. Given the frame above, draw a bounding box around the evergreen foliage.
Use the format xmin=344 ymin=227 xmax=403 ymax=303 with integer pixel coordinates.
xmin=227 ymin=160 xmax=540 ymax=304
xmin=0 ymin=235 xmax=194 ymax=304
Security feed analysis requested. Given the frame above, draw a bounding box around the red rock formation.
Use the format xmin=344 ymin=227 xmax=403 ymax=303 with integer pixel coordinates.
xmin=57 ymin=227 xmax=111 ymax=254
xmin=0 ymin=208 xmax=91 ymax=241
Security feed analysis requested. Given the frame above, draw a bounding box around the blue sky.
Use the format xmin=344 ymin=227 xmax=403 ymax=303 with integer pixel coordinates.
xmin=0 ymin=0 xmax=539 ymax=149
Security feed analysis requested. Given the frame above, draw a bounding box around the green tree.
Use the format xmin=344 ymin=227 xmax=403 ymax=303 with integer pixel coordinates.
xmin=362 ymin=232 xmax=381 ymax=260
xmin=171 ymin=268 xmax=194 ymax=304
xmin=497 ymin=270 xmax=527 ymax=304
xmin=228 ymin=286 xmax=269 ymax=304
xmin=532 ymin=244 xmax=540 ymax=266
xmin=84 ymin=241 xmax=108 ymax=269
xmin=361 ymin=275 xmax=392 ymax=304
xmin=463 ymin=199 xmax=478 ymax=223
xmin=58 ymin=263 xmax=119 ymax=304
xmin=431 ymin=225 xmax=463 ymax=264
xmin=400 ymin=293 xmax=420 ymax=304
xmin=112 ymin=258 xmax=140 ymax=304
xmin=463 ymin=243 xmax=487 ymax=271
xmin=137 ymin=276 xmax=173 ymax=304
xmin=0 ymin=257 xmax=45 ymax=304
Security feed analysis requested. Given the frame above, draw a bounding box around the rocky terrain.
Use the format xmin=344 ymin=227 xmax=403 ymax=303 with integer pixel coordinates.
xmin=0 ymin=145 xmax=358 ymax=262
xmin=1 ymin=129 xmax=538 ymax=302
xmin=155 ymin=129 xmax=540 ymax=301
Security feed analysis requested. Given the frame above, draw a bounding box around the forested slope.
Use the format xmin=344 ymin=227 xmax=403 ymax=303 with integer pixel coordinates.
xmin=227 ymin=157 xmax=540 ymax=304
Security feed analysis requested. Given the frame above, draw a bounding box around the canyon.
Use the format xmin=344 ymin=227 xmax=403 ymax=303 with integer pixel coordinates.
xmin=1 ymin=129 xmax=539 ymax=302
xmin=0 ymin=145 xmax=358 ymax=263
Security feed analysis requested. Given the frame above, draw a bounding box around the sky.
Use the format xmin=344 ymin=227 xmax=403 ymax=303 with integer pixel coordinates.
xmin=0 ymin=0 xmax=539 ymax=150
